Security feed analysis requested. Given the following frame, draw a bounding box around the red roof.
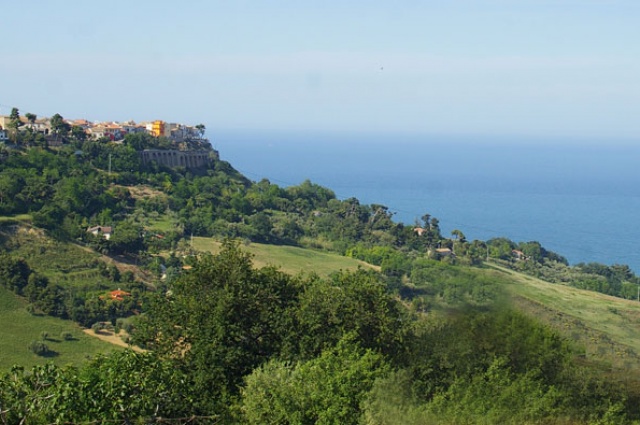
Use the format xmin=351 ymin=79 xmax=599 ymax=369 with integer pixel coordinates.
xmin=110 ymin=289 xmax=131 ymax=301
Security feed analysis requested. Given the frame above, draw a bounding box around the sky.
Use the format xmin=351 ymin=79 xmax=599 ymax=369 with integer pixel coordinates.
xmin=1 ymin=0 xmax=639 ymax=141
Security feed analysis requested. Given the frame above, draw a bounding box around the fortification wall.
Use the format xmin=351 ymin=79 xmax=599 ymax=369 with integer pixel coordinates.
xmin=140 ymin=149 xmax=218 ymax=169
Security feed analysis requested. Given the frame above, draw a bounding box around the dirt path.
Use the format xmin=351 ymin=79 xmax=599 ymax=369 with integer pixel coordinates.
xmin=83 ymin=329 xmax=146 ymax=353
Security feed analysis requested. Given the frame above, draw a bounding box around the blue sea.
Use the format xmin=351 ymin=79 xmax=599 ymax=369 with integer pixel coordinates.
xmin=213 ymin=130 xmax=640 ymax=272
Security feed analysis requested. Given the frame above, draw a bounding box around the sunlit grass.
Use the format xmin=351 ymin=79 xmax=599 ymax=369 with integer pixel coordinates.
xmin=0 ymin=214 xmax=32 ymax=223
xmin=0 ymin=286 xmax=120 ymax=371
xmin=192 ymin=237 xmax=376 ymax=278
xmin=489 ymin=263 xmax=640 ymax=368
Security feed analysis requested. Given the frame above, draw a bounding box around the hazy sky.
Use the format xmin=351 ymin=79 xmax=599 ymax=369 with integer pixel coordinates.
xmin=1 ymin=1 xmax=638 ymax=140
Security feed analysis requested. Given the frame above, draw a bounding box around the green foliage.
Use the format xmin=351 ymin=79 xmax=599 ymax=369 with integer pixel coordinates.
xmin=0 ymin=252 xmax=31 ymax=294
xmin=242 ymin=335 xmax=387 ymax=425
xmin=107 ymin=220 xmax=144 ymax=254
xmin=291 ymin=268 xmax=408 ymax=361
xmin=135 ymin=240 xmax=302 ymax=414
xmin=346 ymin=243 xmax=400 ymax=267
xmin=0 ymin=351 xmax=191 ymax=424
xmin=28 ymin=340 xmax=50 ymax=356
xmin=408 ymin=257 xmax=501 ymax=305
xmin=424 ymin=357 xmax=565 ymax=424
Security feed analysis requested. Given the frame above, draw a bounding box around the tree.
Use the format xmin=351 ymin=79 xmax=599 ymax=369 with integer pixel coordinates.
xmin=195 ymin=123 xmax=206 ymax=139
xmin=108 ymin=221 xmax=144 ymax=255
xmin=28 ymin=340 xmax=50 ymax=356
xmin=70 ymin=125 xmax=87 ymax=141
xmin=451 ymin=229 xmax=466 ymax=243
xmin=0 ymin=253 xmax=31 ymax=294
xmin=50 ymin=113 xmax=70 ymax=141
xmin=7 ymin=107 xmax=23 ymax=143
xmin=0 ymin=351 xmax=192 ymax=423
xmin=291 ymin=268 xmax=407 ymax=360
xmin=421 ymin=213 xmax=431 ymax=228
xmin=519 ymin=241 xmax=543 ymax=263
xmin=242 ymin=335 xmax=387 ymax=425
xmin=25 ymin=112 xmax=37 ymax=125
xmin=134 ymin=240 xmax=302 ymax=415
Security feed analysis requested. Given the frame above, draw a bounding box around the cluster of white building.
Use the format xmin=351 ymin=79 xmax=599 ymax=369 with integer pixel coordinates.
xmin=0 ymin=115 xmax=205 ymax=144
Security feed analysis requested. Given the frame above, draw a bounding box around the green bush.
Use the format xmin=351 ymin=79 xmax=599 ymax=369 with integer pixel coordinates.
xmin=29 ymin=340 xmax=49 ymax=356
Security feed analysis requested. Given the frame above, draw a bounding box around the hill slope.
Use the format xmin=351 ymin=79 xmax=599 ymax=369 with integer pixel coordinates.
xmin=0 ymin=286 xmax=120 ymax=370
xmin=192 ymin=237 xmax=378 ymax=278
xmin=489 ymin=263 xmax=640 ymax=369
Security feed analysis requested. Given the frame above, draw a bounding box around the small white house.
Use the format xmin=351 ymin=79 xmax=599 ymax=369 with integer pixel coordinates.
xmin=87 ymin=225 xmax=113 ymax=240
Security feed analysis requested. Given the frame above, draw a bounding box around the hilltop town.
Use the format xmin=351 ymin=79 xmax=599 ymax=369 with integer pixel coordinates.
xmin=0 ymin=110 xmax=206 ymax=144
xmin=0 ymin=108 xmax=216 ymax=169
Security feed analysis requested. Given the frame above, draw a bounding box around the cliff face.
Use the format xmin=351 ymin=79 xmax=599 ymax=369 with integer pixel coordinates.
xmin=140 ymin=148 xmax=219 ymax=169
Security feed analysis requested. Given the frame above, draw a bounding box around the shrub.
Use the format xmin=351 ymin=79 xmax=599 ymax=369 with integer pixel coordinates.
xmin=61 ymin=331 xmax=73 ymax=341
xmin=29 ymin=340 xmax=49 ymax=356
xmin=40 ymin=331 xmax=49 ymax=341
xmin=91 ymin=322 xmax=105 ymax=333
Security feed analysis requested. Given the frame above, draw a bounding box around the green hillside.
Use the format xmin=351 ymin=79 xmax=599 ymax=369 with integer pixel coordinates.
xmin=3 ymin=136 xmax=640 ymax=422
xmin=192 ymin=237 xmax=377 ymax=278
xmin=4 ymin=232 xmax=640 ymax=374
xmin=196 ymin=237 xmax=640 ymax=370
xmin=491 ymin=263 xmax=640 ymax=369
xmin=0 ymin=286 xmax=120 ymax=370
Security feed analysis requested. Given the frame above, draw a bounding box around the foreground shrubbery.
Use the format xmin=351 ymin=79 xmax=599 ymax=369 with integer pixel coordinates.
xmin=2 ymin=243 xmax=640 ymax=424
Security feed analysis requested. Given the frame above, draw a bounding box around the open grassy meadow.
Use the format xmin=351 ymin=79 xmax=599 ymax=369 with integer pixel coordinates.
xmin=0 ymin=286 xmax=121 ymax=371
xmin=488 ymin=263 xmax=640 ymax=368
xmin=192 ymin=237 xmax=377 ymax=278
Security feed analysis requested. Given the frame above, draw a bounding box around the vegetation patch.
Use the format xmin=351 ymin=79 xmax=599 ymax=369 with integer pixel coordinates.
xmin=0 ymin=286 xmax=120 ymax=370
xmin=192 ymin=237 xmax=377 ymax=278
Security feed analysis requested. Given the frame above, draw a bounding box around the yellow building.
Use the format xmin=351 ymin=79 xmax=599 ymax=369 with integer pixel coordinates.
xmin=151 ymin=120 xmax=165 ymax=137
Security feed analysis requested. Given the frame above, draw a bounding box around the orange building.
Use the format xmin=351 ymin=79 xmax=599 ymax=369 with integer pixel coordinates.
xmin=151 ymin=120 xmax=165 ymax=137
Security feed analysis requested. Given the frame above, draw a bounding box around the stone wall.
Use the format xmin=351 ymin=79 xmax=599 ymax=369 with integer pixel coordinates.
xmin=140 ymin=149 xmax=218 ymax=169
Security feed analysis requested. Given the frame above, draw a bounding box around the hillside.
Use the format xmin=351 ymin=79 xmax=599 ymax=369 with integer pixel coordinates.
xmin=492 ymin=263 xmax=640 ymax=369
xmin=3 ymin=137 xmax=640 ymax=422
xmin=187 ymin=235 xmax=640 ymax=374
xmin=192 ymin=237 xmax=378 ymax=278
xmin=0 ymin=285 xmax=120 ymax=370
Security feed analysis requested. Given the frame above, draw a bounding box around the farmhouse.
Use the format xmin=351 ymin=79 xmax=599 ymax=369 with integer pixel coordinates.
xmin=87 ymin=225 xmax=113 ymax=240
xmin=110 ymin=289 xmax=131 ymax=301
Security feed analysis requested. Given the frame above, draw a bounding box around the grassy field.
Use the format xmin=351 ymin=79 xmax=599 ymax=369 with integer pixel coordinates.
xmin=488 ymin=263 xmax=640 ymax=368
xmin=192 ymin=237 xmax=377 ymax=278
xmin=0 ymin=214 xmax=32 ymax=223
xmin=0 ymin=286 xmax=121 ymax=371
